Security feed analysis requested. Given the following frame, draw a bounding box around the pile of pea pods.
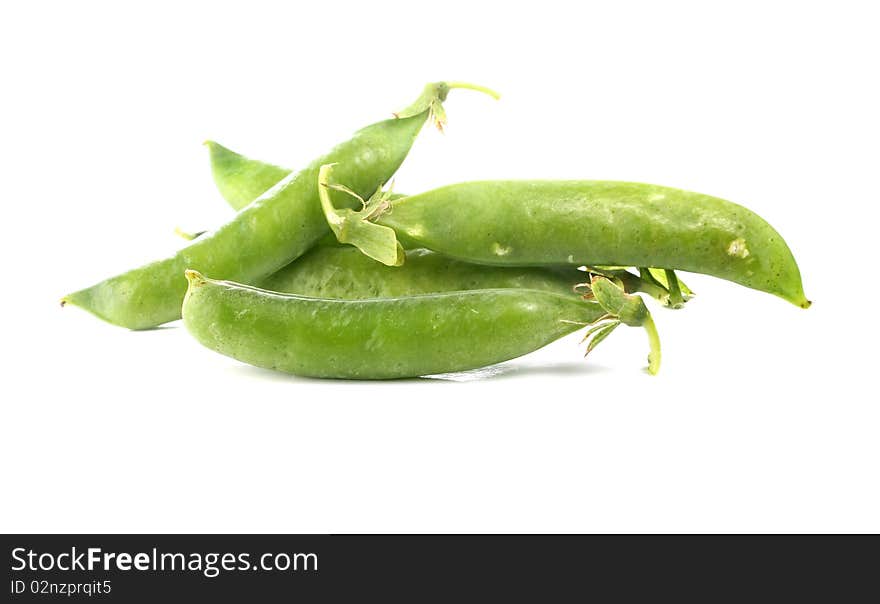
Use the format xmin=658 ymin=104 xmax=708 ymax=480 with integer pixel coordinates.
xmin=63 ymin=82 xmax=809 ymax=378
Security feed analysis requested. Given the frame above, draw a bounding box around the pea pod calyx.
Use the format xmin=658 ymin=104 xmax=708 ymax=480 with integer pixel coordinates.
xmin=584 ymin=276 xmax=662 ymax=375
xmin=319 ymin=163 xmax=405 ymax=267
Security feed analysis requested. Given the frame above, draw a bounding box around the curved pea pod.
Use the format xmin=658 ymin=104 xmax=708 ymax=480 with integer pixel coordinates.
xmin=260 ymin=245 xmax=584 ymax=299
xmin=321 ymin=175 xmax=810 ymax=308
xmin=182 ymin=270 xmax=657 ymax=379
xmin=203 ymin=80 xmax=502 ymax=212
xmin=62 ymin=82 xmax=498 ymax=329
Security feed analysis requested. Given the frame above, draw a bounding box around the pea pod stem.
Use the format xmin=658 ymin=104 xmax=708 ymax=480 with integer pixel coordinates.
xmin=639 ymin=267 xmax=665 ymax=291
xmin=444 ymin=82 xmax=502 ymax=100
xmin=636 ymin=266 xmax=692 ymax=307
xmin=664 ymin=269 xmax=684 ymax=309
xmin=643 ymin=315 xmax=661 ymax=375
xmin=649 ymin=267 xmax=694 ymax=298
xmin=393 ymin=81 xmax=500 ymax=131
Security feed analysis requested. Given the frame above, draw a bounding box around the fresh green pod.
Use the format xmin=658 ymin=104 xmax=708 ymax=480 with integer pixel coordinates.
xmin=260 ymin=245 xmax=583 ymax=299
xmin=204 ymin=79 xmax=503 ymax=212
xmin=182 ymin=270 xmax=610 ymax=379
xmin=208 ymin=141 xmax=691 ymax=305
xmin=322 ymin=175 xmax=810 ymax=308
xmin=62 ymin=82 xmax=497 ymax=329
xmin=204 ymin=141 xmax=289 ymax=211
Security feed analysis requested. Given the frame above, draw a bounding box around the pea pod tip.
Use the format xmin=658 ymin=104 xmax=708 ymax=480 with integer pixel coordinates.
xmin=184 ymin=269 xmax=207 ymax=287
xmin=60 ymin=291 xmax=84 ymax=310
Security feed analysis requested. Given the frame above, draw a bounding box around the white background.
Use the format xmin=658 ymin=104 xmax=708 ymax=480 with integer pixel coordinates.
xmin=2 ymin=1 xmax=877 ymax=533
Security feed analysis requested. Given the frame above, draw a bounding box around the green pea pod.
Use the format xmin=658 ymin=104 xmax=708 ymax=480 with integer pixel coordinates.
xmin=261 ymin=245 xmax=584 ymax=298
xmin=321 ymin=171 xmax=810 ymax=308
xmin=202 ymin=81 xmax=503 ymax=212
xmin=182 ymin=270 xmax=642 ymax=379
xmin=206 ymin=143 xmax=690 ymax=305
xmin=62 ymin=82 xmax=498 ymax=329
